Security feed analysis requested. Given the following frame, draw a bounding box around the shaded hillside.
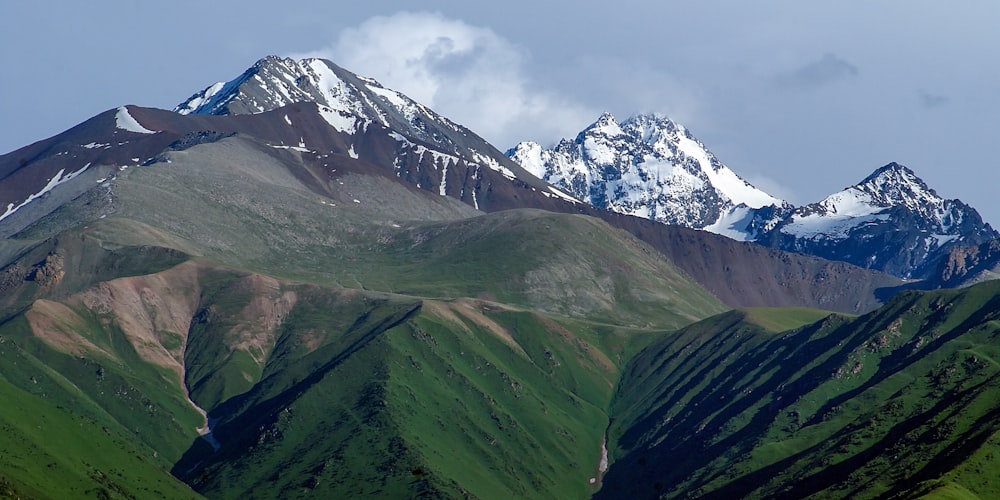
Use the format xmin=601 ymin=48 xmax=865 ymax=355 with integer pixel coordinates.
xmin=602 ymin=282 xmax=1000 ymax=498
xmin=609 ymin=217 xmax=904 ymax=313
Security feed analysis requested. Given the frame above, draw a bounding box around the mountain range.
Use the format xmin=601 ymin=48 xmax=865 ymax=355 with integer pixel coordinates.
xmin=1 ymin=55 xmax=999 ymax=498
xmin=508 ymin=114 xmax=999 ymax=281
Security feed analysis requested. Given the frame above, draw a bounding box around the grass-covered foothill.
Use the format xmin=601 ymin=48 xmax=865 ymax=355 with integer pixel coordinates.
xmin=602 ymin=282 xmax=1000 ymax=498
xmin=0 ymin=334 xmax=201 ymax=499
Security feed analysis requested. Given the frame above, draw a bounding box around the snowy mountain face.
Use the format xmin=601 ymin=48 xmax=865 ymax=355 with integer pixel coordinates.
xmin=177 ymin=56 xmax=470 ymax=152
xmin=508 ymin=113 xmax=998 ymax=280
xmin=175 ymin=56 xmax=575 ymax=208
xmin=507 ymin=113 xmax=786 ymax=240
xmin=761 ymin=163 xmax=999 ymax=279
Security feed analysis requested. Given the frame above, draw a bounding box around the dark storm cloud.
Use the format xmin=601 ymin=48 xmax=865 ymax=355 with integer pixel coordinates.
xmin=774 ymin=53 xmax=859 ymax=90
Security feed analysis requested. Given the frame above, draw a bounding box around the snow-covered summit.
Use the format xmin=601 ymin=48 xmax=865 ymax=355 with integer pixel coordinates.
xmin=781 ymin=162 xmax=972 ymax=239
xmin=507 ymin=112 xmax=785 ymax=238
xmin=768 ymin=162 xmax=998 ymax=278
xmin=174 ymin=56 xmax=567 ymax=202
xmin=175 ymin=56 xmax=474 ymax=150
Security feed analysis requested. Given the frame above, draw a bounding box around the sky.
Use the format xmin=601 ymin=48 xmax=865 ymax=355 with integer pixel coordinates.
xmin=3 ymin=1 xmax=1000 ymax=223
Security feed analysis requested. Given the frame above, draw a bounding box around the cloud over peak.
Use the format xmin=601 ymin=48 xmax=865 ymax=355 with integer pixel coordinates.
xmin=292 ymin=11 xmax=595 ymax=148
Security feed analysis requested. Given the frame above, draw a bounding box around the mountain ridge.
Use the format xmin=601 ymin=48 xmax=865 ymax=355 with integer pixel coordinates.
xmin=763 ymin=161 xmax=998 ymax=279
xmin=507 ymin=111 xmax=785 ymax=238
xmin=508 ymin=115 xmax=998 ymax=280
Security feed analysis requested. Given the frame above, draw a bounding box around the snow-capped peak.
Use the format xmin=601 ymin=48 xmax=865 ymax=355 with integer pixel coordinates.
xmin=801 ymin=162 xmax=948 ymax=225
xmin=852 ymin=162 xmax=943 ymax=212
xmin=174 ymin=56 xmax=475 ymax=149
xmin=507 ymin=111 xmax=785 ymax=237
xmin=770 ymin=162 xmax=998 ymax=279
xmin=585 ymin=112 xmax=624 ymax=138
xmin=174 ymin=55 xmax=549 ymax=207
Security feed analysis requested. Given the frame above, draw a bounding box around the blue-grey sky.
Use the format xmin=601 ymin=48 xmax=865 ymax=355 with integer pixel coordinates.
xmin=3 ymin=1 xmax=1000 ymax=223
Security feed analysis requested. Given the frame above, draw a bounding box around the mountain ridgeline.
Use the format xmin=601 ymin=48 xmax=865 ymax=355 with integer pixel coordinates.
xmin=508 ymin=115 xmax=1000 ymax=283
xmin=0 ymin=55 xmax=999 ymax=498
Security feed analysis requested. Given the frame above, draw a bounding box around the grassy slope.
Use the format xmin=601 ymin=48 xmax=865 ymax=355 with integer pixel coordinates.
xmin=741 ymin=306 xmax=839 ymax=333
xmin=0 ymin=375 xmax=200 ymax=499
xmin=90 ymin=140 xmax=724 ymax=326
xmin=603 ymin=282 xmax=1000 ymax=498
xmin=0 ymin=316 xmax=202 ymax=499
xmin=0 ymin=138 xmax=726 ymax=497
xmin=169 ymin=287 xmax=657 ymax=499
xmin=4 ymin=136 xmax=1000 ymax=498
xmin=0 ymin=219 xmax=722 ymax=498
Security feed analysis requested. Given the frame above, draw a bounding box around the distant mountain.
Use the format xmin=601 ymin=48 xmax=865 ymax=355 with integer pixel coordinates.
xmin=175 ymin=55 xmax=579 ymax=208
xmin=759 ymin=162 xmax=999 ymax=279
xmin=507 ymin=112 xmax=788 ymax=241
xmin=507 ymin=117 xmax=997 ymax=280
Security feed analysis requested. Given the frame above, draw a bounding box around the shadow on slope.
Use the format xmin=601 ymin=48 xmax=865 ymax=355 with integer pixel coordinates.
xmin=602 ymin=283 xmax=1000 ymax=498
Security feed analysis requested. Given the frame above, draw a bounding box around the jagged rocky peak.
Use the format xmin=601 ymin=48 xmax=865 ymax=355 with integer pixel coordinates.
xmin=172 ymin=54 xmax=551 ymax=188
xmin=584 ymin=111 xmax=625 ymax=138
xmin=176 ymin=55 xmax=401 ymax=120
xmin=174 ymin=55 xmax=487 ymax=153
xmin=507 ymin=111 xmax=785 ymax=238
xmin=852 ymin=162 xmax=946 ymax=213
xmin=768 ymin=162 xmax=999 ymax=279
xmin=791 ymin=162 xmax=984 ymax=234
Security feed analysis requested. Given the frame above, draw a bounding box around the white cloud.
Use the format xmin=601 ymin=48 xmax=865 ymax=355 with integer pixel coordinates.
xmin=294 ymin=11 xmax=596 ymax=148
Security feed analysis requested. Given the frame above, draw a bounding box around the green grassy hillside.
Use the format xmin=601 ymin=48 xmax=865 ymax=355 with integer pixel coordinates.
xmin=603 ymin=282 xmax=1000 ymax=498
xmin=11 ymin=135 xmax=1000 ymax=498
xmin=0 ymin=146 xmax=726 ymax=497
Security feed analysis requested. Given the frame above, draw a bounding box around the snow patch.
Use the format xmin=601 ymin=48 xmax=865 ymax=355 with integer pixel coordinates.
xmin=1 ymin=163 xmax=91 ymax=222
xmin=176 ymin=82 xmax=226 ymax=115
xmin=815 ymin=188 xmax=881 ymax=217
xmin=545 ymin=185 xmax=579 ymax=203
xmin=115 ymin=106 xmax=157 ymax=134
xmin=439 ymin=161 xmax=449 ymax=196
xmin=270 ymin=144 xmax=311 ymax=153
xmin=782 ymin=212 xmax=891 ymax=239
xmin=704 ymin=206 xmax=757 ymax=241
xmin=317 ymin=105 xmax=357 ymax=134
xmin=472 ymin=151 xmax=516 ymax=180
xmin=366 ymin=83 xmax=419 ymax=120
